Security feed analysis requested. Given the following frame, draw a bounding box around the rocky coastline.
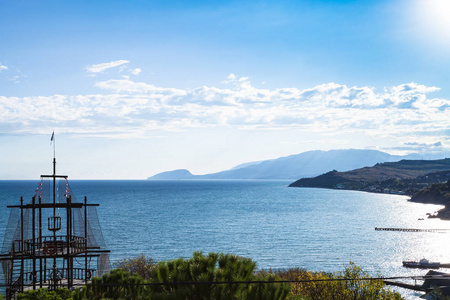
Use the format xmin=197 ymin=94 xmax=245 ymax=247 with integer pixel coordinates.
xmin=410 ymin=181 xmax=450 ymax=220
xmin=288 ymin=159 xmax=450 ymax=219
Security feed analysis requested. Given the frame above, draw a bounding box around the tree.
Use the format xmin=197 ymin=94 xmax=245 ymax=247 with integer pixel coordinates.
xmin=76 ymin=268 xmax=149 ymax=300
xmin=289 ymin=262 xmax=403 ymax=300
xmin=150 ymin=251 xmax=289 ymax=299
xmin=423 ymin=287 xmax=450 ymax=300
xmin=17 ymin=288 xmax=73 ymax=300
xmin=114 ymin=254 xmax=158 ymax=280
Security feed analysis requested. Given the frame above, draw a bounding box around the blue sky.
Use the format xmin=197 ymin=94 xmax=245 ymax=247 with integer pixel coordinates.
xmin=1 ymin=0 xmax=449 ymax=179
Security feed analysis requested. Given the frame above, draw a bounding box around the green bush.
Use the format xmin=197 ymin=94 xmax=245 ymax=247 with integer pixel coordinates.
xmin=14 ymin=255 xmax=405 ymax=300
xmin=77 ymin=268 xmax=149 ymax=300
xmin=17 ymin=287 xmax=73 ymax=300
xmin=76 ymin=252 xmax=288 ymax=299
xmin=424 ymin=287 xmax=450 ymax=300
xmin=113 ymin=254 xmax=157 ymax=280
xmin=286 ymin=262 xmax=403 ymax=300
xmin=150 ymin=251 xmax=289 ymax=299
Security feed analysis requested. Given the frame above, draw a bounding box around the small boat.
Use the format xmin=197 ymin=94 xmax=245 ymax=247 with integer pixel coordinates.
xmin=403 ymin=258 xmax=440 ymax=269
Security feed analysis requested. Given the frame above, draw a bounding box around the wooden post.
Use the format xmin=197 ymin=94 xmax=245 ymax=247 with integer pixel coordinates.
xmin=52 ymin=160 xmax=57 ymax=291
xmin=32 ymin=196 xmax=36 ymax=290
xmin=20 ymin=196 xmax=24 ymax=294
xmin=84 ymin=196 xmax=88 ymax=284
xmin=39 ymin=195 xmax=43 ymax=288
xmin=66 ymin=195 xmax=72 ymax=287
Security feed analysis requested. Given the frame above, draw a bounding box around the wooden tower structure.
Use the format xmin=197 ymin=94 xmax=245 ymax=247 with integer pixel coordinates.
xmin=0 ymin=157 xmax=110 ymax=299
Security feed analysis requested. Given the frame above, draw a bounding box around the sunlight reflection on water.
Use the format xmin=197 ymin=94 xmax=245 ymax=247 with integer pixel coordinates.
xmin=1 ymin=180 xmax=450 ymax=299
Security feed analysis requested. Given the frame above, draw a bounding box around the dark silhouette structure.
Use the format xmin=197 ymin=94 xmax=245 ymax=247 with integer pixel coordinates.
xmin=0 ymin=158 xmax=110 ymax=299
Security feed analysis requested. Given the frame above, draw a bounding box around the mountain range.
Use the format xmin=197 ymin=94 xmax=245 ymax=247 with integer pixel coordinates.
xmin=148 ymin=149 xmax=430 ymax=180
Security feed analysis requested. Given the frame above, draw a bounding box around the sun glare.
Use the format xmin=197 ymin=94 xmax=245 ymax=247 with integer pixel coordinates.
xmin=413 ymin=0 xmax=450 ymax=45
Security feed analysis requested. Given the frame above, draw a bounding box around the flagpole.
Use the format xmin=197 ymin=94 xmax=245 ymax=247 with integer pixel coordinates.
xmin=53 ymin=134 xmax=56 ymax=165
xmin=50 ymin=131 xmax=57 ymax=286
xmin=51 ymin=131 xmax=56 ymax=177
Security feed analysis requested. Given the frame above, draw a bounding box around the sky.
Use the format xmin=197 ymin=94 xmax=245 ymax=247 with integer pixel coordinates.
xmin=0 ymin=0 xmax=450 ymax=179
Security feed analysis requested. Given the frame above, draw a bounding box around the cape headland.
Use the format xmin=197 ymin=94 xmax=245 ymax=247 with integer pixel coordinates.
xmin=289 ymin=158 xmax=450 ymax=219
xmin=410 ymin=181 xmax=450 ymax=219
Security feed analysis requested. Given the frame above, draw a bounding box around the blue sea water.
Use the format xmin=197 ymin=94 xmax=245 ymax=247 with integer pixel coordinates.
xmin=1 ymin=179 xmax=450 ymax=299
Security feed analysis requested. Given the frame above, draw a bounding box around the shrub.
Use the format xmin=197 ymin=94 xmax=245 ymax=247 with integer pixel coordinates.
xmin=14 ymin=257 xmax=403 ymax=300
xmin=113 ymin=254 xmax=158 ymax=280
xmin=424 ymin=287 xmax=450 ymax=300
xmin=77 ymin=268 xmax=149 ymax=300
xmin=17 ymin=287 xmax=73 ymax=300
xmin=287 ymin=262 xmax=403 ymax=300
xmin=150 ymin=251 xmax=289 ymax=299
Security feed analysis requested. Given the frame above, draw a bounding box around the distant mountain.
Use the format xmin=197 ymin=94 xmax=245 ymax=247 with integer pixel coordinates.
xmin=147 ymin=149 xmax=426 ymax=180
xmin=148 ymin=169 xmax=194 ymax=180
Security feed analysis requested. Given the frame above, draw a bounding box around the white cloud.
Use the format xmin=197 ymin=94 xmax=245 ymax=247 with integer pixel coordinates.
xmin=95 ymin=79 xmax=186 ymax=96
xmin=0 ymin=76 xmax=448 ymax=151
xmin=130 ymin=68 xmax=142 ymax=75
xmin=223 ymin=73 xmax=237 ymax=83
xmin=0 ymin=64 xmax=7 ymax=72
xmin=85 ymin=60 xmax=130 ymax=73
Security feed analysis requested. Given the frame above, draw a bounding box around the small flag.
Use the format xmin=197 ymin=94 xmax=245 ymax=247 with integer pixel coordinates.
xmin=50 ymin=131 xmax=54 ymax=144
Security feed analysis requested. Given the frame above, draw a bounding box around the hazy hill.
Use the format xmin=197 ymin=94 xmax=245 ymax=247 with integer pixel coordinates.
xmin=148 ymin=149 xmax=422 ymax=180
xmin=149 ymin=169 xmax=194 ymax=180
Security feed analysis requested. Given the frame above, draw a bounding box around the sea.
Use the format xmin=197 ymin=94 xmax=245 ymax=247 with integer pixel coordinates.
xmin=1 ymin=179 xmax=450 ymax=299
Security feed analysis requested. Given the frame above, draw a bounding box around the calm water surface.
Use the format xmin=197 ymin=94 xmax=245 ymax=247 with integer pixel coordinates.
xmin=1 ymin=180 xmax=449 ymax=299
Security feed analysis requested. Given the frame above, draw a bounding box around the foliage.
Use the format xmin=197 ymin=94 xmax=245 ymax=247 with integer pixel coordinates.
xmin=17 ymin=287 xmax=73 ymax=300
xmin=246 ymin=273 xmax=292 ymax=300
xmin=262 ymin=267 xmax=308 ymax=281
xmin=113 ymin=254 xmax=158 ymax=280
xmin=424 ymin=287 xmax=450 ymax=300
xmin=14 ymin=256 xmax=406 ymax=300
xmin=287 ymin=262 xmax=403 ymax=300
xmin=150 ymin=251 xmax=289 ymax=299
xmin=76 ymin=268 xmax=149 ymax=300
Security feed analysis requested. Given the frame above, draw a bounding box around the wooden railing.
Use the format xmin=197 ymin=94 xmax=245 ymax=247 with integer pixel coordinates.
xmin=23 ymin=267 xmax=97 ymax=285
xmin=16 ymin=235 xmax=87 ymax=256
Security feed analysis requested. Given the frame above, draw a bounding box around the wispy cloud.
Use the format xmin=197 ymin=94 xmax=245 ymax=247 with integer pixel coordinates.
xmin=0 ymin=74 xmax=449 ymax=153
xmin=386 ymin=140 xmax=447 ymax=157
xmin=0 ymin=64 xmax=8 ymax=72
xmin=85 ymin=60 xmax=130 ymax=74
xmin=130 ymin=68 xmax=142 ymax=75
xmin=405 ymin=141 xmax=443 ymax=147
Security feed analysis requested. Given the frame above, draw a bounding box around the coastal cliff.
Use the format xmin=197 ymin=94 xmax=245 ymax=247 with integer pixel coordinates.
xmin=289 ymin=159 xmax=450 ymax=219
xmin=410 ymin=181 xmax=450 ymax=219
xmin=289 ymin=159 xmax=450 ymax=196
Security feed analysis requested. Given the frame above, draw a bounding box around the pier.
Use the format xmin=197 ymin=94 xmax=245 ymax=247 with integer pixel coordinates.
xmin=383 ymin=280 xmax=425 ymax=292
xmin=375 ymin=227 xmax=450 ymax=233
